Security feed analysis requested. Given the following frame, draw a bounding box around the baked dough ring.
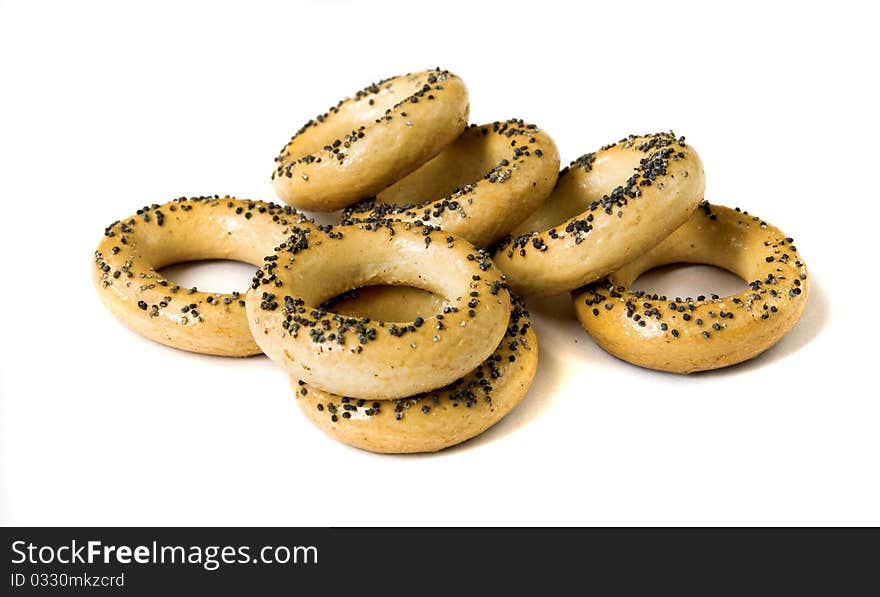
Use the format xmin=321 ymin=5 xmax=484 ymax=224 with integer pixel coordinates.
xmin=494 ymin=132 xmax=706 ymax=296
xmin=272 ymin=68 xmax=469 ymax=211
xmin=573 ymin=203 xmax=809 ymax=373
xmin=246 ymin=222 xmax=512 ymax=399
xmin=341 ymin=120 xmax=560 ymax=247
xmin=293 ymin=294 xmax=537 ymax=453
xmin=92 ymin=196 xmax=314 ymax=357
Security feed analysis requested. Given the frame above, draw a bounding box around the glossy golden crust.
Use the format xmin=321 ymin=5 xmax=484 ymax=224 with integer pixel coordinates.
xmin=246 ymin=222 xmax=512 ymax=399
xmin=495 ymin=132 xmax=706 ymax=296
xmin=272 ymin=69 xmax=469 ymax=211
xmin=294 ymin=296 xmax=537 ymax=453
xmin=342 ymin=120 xmax=560 ymax=247
xmin=573 ymin=203 xmax=809 ymax=373
xmin=92 ymin=196 xmax=315 ymax=356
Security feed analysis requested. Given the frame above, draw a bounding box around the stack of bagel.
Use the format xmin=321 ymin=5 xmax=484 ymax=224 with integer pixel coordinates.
xmin=93 ymin=68 xmax=809 ymax=453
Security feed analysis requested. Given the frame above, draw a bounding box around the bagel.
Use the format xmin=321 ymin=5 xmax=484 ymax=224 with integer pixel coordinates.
xmin=93 ymin=196 xmax=315 ymax=356
xmin=572 ymin=203 xmax=809 ymax=373
xmin=245 ymin=222 xmax=512 ymax=399
xmin=494 ymin=132 xmax=706 ymax=296
xmin=272 ymin=68 xmax=469 ymax=211
xmin=294 ymin=294 xmax=537 ymax=453
xmin=341 ymin=119 xmax=560 ymax=247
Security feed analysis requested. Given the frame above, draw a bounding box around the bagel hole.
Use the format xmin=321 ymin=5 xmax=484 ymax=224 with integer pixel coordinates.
xmin=511 ymin=149 xmax=651 ymax=235
xmin=158 ymin=260 xmax=256 ymax=294
xmin=631 ymin=264 xmax=747 ymax=299
xmin=321 ymin=285 xmax=443 ymax=321
xmin=379 ymin=131 xmax=511 ymax=205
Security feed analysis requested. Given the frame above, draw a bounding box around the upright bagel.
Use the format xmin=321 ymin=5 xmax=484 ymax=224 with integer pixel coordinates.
xmin=272 ymin=68 xmax=469 ymax=211
xmin=93 ymin=196 xmax=314 ymax=356
xmin=494 ymin=132 xmax=706 ymax=296
xmin=342 ymin=119 xmax=560 ymax=247
xmin=294 ymin=293 xmax=537 ymax=453
xmin=573 ymin=203 xmax=809 ymax=373
xmin=245 ymin=222 xmax=512 ymax=399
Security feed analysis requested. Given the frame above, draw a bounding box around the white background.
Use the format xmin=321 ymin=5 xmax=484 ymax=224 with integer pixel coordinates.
xmin=1 ymin=0 xmax=877 ymax=525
